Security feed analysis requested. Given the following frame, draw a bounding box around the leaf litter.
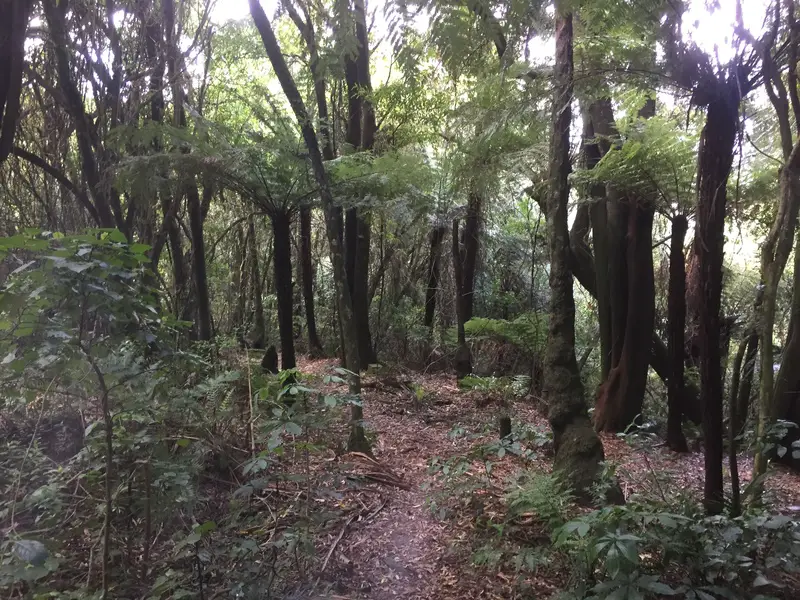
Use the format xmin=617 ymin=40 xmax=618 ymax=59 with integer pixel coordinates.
xmin=290 ymin=356 xmax=800 ymax=599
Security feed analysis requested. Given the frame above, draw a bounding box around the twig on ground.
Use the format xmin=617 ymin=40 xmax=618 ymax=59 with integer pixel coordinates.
xmin=318 ymin=512 xmax=357 ymax=578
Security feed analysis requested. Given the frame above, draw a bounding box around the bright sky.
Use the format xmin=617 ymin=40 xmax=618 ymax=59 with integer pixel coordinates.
xmin=212 ymin=0 xmax=773 ymax=63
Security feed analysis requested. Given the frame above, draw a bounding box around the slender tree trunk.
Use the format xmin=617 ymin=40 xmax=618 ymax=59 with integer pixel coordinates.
xmin=544 ymin=2 xmax=606 ymax=498
xmin=0 ymin=0 xmax=33 ymax=162
xmin=300 ymin=205 xmax=323 ymax=355
xmin=606 ymin=195 xmax=629 ymax=369
xmin=353 ymin=213 xmax=375 ymax=366
xmin=461 ymin=191 xmax=481 ymax=322
xmin=249 ymin=0 xmax=368 ymax=452
xmin=271 ymin=210 xmax=296 ymax=370
xmin=424 ymin=226 xmax=447 ymax=329
xmin=755 ymin=142 xmax=800 ymax=476
xmin=247 ymin=218 xmax=266 ymax=349
xmin=695 ymin=83 xmax=740 ymax=515
xmin=341 ymin=0 xmax=376 ymax=370
xmin=188 ymin=183 xmax=212 ymax=341
xmin=453 ymin=218 xmax=471 ymax=379
xmin=733 ymin=329 xmax=758 ymax=435
xmin=231 ymin=224 xmax=246 ymax=338
xmin=667 ymin=214 xmax=688 ymax=451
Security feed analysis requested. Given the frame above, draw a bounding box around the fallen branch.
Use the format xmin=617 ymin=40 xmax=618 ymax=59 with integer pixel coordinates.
xmin=319 ymin=512 xmax=356 ymax=575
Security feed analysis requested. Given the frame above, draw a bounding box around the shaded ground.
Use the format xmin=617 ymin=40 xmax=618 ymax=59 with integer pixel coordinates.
xmin=294 ymin=356 xmax=800 ymax=600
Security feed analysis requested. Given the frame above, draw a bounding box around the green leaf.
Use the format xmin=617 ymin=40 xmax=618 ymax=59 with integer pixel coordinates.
xmin=753 ymin=574 xmax=773 ymax=588
xmin=13 ymin=540 xmax=49 ymax=566
xmin=195 ymin=521 xmax=217 ymax=534
xmin=616 ymin=540 xmax=640 ymax=564
xmin=284 ymin=422 xmax=302 ymax=435
xmin=641 ymin=580 xmax=677 ymax=595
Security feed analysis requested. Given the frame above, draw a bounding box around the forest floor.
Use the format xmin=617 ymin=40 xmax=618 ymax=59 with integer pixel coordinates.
xmin=292 ymin=356 xmax=800 ymax=600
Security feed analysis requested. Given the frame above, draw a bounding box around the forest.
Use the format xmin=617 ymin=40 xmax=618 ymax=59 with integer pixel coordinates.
xmin=1 ymin=0 xmax=800 ymax=597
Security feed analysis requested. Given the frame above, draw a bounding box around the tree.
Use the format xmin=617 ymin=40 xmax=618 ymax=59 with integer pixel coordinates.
xmin=248 ymin=0 xmax=369 ymax=452
xmin=755 ymin=1 xmax=800 ymax=476
xmin=543 ymin=0 xmax=606 ymax=497
xmin=667 ymin=214 xmax=689 ymax=452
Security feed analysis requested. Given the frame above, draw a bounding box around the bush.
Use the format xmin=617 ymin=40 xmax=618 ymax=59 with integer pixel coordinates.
xmin=553 ymin=500 xmax=800 ymax=600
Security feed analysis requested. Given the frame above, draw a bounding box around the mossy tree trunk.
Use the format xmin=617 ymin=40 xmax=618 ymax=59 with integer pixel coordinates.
xmin=594 ymin=202 xmax=655 ymax=432
xmin=544 ymin=2 xmax=606 ymax=498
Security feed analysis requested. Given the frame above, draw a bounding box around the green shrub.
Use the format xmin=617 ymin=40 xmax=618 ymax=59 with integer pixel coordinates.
xmin=554 ymin=500 xmax=800 ymax=599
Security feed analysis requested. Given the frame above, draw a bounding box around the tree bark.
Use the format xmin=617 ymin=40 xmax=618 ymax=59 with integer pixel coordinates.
xmin=755 ymin=142 xmax=800 ymax=475
xmin=772 ymin=233 xmax=800 ymax=471
xmin=300 ymin=205 xmax=323 ymax=355
xmin=424 ymin=226 xmax=447 ymax=329
xmin=594 ymin=201 xmax=655 ymax=432
xmin=544 ymin=3 xmax=606 ymax=498
xmin=695 ymin=82 xmax=740 ymax=515
xmin=247 ymin=218 xmax=266 ymax=349
xmin=0 ymin=0 xmax=33 ymax=162
xmin=188 ymin=183 xmax=213 ymax=341
xmin=231 ymin=223 xmax=246 ymax=338
xmin=586 ymin=98 xmax=618 ymax=381
xmin=453 ymin=218 xmax=472 ymax=379
xmin=666 ymin=214 xmax=688 ymax=452
xmin=271 ymin=210 xmax=296 ymax=370
xmin=461 ymin=192 xmax=481 ymax=322
xmin=534 ymin=183 xmax=703 ymax=424
xmin=342 ymin=0 xmax=376 ymax=369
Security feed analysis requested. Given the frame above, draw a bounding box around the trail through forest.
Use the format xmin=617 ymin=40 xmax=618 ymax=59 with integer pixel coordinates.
xmin=295 ymin=357 xmax=800 ymax=599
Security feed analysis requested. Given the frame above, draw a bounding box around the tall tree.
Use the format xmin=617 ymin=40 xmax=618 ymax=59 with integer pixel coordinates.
xmin=249 ymin=0 xmax=369 ymax=452
xmin=667 ymin=214 xmax=689 ymax=452
xmin=544 ymin=0 xmax=606 ymax=497
xmin=755 ymin=2 xmax=800 ymax=476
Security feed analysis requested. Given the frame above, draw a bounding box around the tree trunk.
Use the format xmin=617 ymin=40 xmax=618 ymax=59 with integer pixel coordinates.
xmin=353 ymin=212 xmax=375 ymax=367
xmin=300 ymin=205 xmax=323 ymax=355
xmin=586 ymin=98 xmax=618 ymax=381
xmin=594 ymin=201 xmax=655 ymax=432
xmin=188 ymin=182 xmax=212 ymax=341
xmin=271 ymin=211 xmax=296 ymax=370
xmin=0 ymin=0 xmax=33 ymax=162
xmin=536 ymin=183 xmax=703 ymax=424
xmin=247 ymin=218 xmax=266 ymax=349
xmin=755 ymin=141 xmax=800 ymax=476
xmin=695 ymin=83 xmax=740 ymax=515
xmin=453 ymin=218 xmax=472 ymax=379
xmin=733 ymin=329 xmax=758 ymax=436
xmin=606 ymin=195 xmax=629 ymax=370
xmin=544 ymin=3 xmax=606 ymax=498
xmin=341 ymin=0 xmax=376 ymax=370
xmin=424 ymin=225 xmax=447 ymax=329
xmin=231 ymin=223 xmax=246 ymax=338
xmin=667 ymin=214 xmax=688 ymax=451
xmin=772 ymin=233 xmax=800 ymax=471
xmin=249 ymin=0 xmax=368 ymax=452
xmin=461 ymin=192 xmax=481 ymax=322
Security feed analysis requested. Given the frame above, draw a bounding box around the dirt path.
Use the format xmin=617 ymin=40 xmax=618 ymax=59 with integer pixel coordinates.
xmin=300 ymin=358 xmax=505 ymax=599
xmin=298 ymin=357 xmax=800 ymax=599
